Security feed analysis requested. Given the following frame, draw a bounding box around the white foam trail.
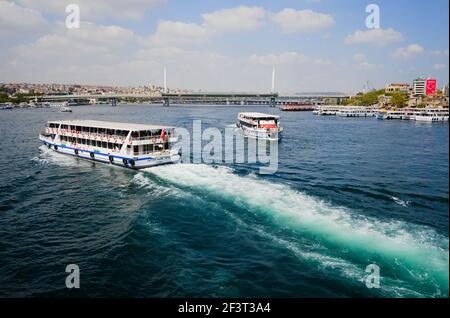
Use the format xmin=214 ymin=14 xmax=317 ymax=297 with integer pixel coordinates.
xmin=146 ymin=164 xmax=449 ymax=290
xmin=132 ymin=172 xmax=184 ymax=198
xmin=36 ymin=145 xmax=85 ymax=167
xmin=392 ymin=196 xmax=410 ymax=207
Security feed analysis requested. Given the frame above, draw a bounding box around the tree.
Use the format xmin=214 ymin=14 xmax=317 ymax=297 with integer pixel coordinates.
xmin=390 ymin=92 xmax=406 ymax=108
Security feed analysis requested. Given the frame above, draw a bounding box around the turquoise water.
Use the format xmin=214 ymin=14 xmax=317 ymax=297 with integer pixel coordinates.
xmin=0 ymin=105 xmax=448 ymax=297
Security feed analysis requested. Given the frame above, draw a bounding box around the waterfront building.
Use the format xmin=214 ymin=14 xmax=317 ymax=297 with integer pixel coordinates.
xmin=413 ymin=78 xmax=427 ymax=96
xmin=385 ymin=83 xmax=410 ymax=94
xmin=413 ymin=78 xmax=437 ymax=96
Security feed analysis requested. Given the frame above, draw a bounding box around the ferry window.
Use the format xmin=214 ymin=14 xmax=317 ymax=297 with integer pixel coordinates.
xmin=91 ymin=127 xmax=98 ymax=134
xmin=102 ymin=142 xmax=107 ymax=148
xmin=96 ymin=140 xmax=101 ymax=147
xmin=108 ymin=142 xmax=113 ymax=149
xmin=82 ymin=127 xmax=89 ymax=132
xmin=132 ymin=131 xmax=139 ymax=138
xmin=76 ymin=138 xmax=80 ymax=144
xmin=107 ymin=129 xmax=114 ymax=136
xmin=81 ymin=139 xmax=86 ymax=145
xmin=76 ymin=126 xmax=81 ymax=132
xmin=134 ymin=146 xmax=139 ymax=155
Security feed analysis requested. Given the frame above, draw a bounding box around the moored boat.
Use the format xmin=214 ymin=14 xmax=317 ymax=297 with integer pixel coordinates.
xmin=337 ymin=106 xmax=374 ymax=117
xmin=39 ymin=120 xmax=180 ymax=169
xmin=280 ymin=103 xmax=315 ymax=111
xmin=415 ymin=108 xmax=449 ymax=122
xmin=60 ymin=106 xmax=73 ymax=112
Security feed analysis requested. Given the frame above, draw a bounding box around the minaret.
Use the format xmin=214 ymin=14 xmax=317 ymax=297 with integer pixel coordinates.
xmin=163 ymin=67 xmax=167 ymax=93
xmin=271 ymin=67 xmax=276 ymax=93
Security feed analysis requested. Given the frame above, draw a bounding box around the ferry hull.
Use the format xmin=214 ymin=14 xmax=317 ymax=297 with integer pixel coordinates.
xmin=415 ymin=116 xmax=449 ymax=122
xmin=39 ymin=137 xmax=180 ymax=169
xmin=237 ymin=126 xmax=282 ymax=141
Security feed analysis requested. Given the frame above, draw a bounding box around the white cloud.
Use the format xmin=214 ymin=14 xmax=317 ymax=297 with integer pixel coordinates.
xmin=16 ymin=0 xmax=166 ymax=20
xmin=352 ymin=53 xmax=366 ymax=62
xmin=149 ymin=21 xmax=210 ymax=46
xmin=429 ymin=49 xmax=449 ymax=57
xmin=356 ymin=61 xmax=380 ymax=71
xmin=0 ymin=1 xmax=48 ymax=35
xmin=148 ymin=6 xmax=267 ymax=47
xmin=351 ymin=53 xmax=380 ymax=70
xmin=433 ymin=63 xmax=447 ymax=70
xmin=250 ymin=52 xmax=308 ymax=65
xmin=202 ymin=6 xmax=266 ymax=33
xmin=250 ymin=51 xmax=332 ymax=67
xmin=345 ymin=28 xmax=404 ymax=47
xmin=270 ymin=8 xmax=334 ymax=33
xmin=392 ymin=44 xmax=424 ymax=59
xmin=10 ymin=22 xmax=141 ymax=64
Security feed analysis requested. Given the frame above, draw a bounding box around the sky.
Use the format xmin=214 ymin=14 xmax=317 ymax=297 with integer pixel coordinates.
xmin=0 ymin=0 xmax=448 ymax=94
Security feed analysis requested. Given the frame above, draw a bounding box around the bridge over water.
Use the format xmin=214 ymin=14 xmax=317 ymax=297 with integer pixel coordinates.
xmin=36 ymin=92 xmax=349 ymax=106
xmin=35 ymin=68 xmax=350 ymax=106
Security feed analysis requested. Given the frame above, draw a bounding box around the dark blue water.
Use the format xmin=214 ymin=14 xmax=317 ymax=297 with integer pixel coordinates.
xmin=0 ymin=105 xmax=448 ymax=298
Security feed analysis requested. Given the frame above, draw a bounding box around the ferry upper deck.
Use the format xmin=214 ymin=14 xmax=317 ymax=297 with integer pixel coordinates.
xmin=238 ymin=112 xmax=280 ymax=120
xmin=46 ymin=120 xmax=175 ymax=132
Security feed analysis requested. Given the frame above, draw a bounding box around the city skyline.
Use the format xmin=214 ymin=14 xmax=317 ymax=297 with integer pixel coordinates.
xmin=0 ymin=0 xmax=449 ymax=93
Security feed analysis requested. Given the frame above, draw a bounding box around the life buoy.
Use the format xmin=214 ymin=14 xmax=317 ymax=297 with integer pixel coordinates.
xmin=47 ymin=143 xmax=51 ymax=149
xmin=129 ymin=159 xmax=135 ymax=168
xmin=123 ymin=159 xmax=128 ymax=166
xmin=90 ymin=152 xmax=95 ymax=159
xmin=74 ymin=149 xmax=79 ymax=155
xmin=54 ymin=145 xmax=58 ymax=151
xmin=109 ymin=155 xmax=114 ymax=163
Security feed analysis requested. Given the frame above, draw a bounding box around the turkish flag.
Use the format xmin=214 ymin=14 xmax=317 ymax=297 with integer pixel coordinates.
xmin=426 ymin=79 xmax=437 ymax=95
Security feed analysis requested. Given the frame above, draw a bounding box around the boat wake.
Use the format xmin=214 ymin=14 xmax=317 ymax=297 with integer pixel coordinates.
xmin=391 ymin=196 xmax=411 ymax=207
xmin=143 ymin=163 xmax=449 ymax=297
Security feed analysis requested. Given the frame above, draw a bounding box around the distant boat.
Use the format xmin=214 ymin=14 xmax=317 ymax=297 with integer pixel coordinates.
xmin=236 ymin=112 xmax=283 ymax=141
xmin=280 ymin=103 xmax=315 ymax=111
xmin=60 ymin=106 xmax=73 ymax=113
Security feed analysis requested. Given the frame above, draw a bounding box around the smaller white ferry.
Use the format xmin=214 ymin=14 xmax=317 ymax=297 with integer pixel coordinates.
xmin=39 ymin=120 xmax=180 ymax=169
xmin=236 ymin=112 xmax=283 ymax=141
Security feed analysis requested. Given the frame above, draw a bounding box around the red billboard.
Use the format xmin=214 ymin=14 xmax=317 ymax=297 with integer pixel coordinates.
xmin=426 ymin=79 xmax=437 ymax=95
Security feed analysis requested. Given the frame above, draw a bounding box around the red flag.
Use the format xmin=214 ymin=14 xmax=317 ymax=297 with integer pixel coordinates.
xmin=161 ymin=130 xmax=165 ymax=141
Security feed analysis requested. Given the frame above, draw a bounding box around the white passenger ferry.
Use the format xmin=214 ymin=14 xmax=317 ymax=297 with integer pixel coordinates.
xmin=39 ymin=120 xmax=180 ymax=169
xmin=236 ymin=112 xmax=283 ymax=141
xmin=383 ymin=110 xmax=405 ymax=120
xmin=415 ymin=108 xmax=449 ymax=122
xmin=337 ymin=106 xmax=375 ymax=117
xmin=313 ymin=106 xmax=341 ymax=115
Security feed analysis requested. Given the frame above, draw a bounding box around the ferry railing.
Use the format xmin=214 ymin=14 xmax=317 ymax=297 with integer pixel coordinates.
xmin=46 ymin=128 xmax=176 ymax=144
